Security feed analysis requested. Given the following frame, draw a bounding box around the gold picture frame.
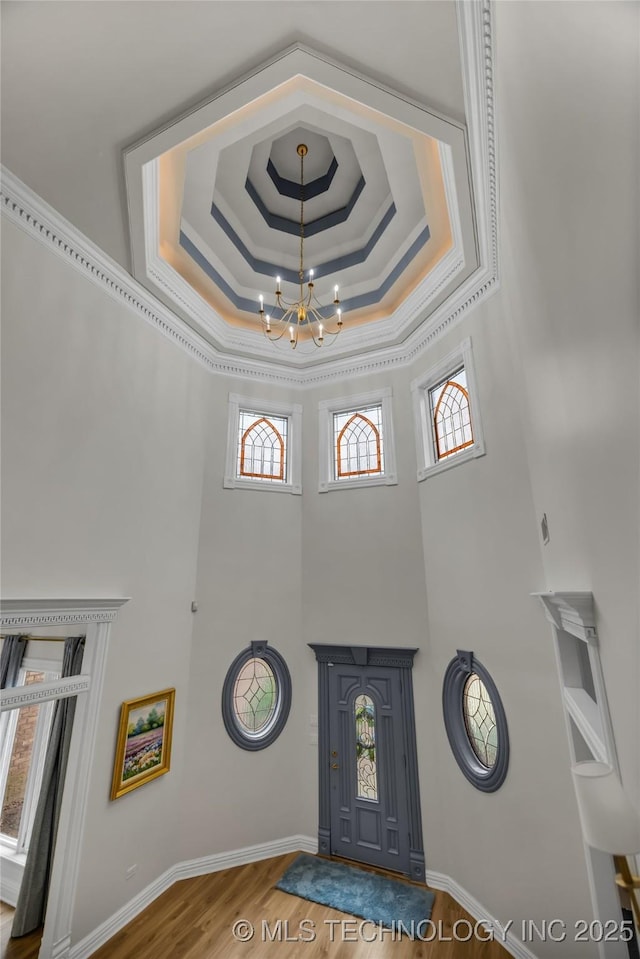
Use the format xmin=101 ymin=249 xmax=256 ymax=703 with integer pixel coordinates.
xmin=110 ymin=688 xmax=175 ymax=800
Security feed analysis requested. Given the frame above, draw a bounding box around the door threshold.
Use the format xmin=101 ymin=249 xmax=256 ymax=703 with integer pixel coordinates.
xmin=325 ymin=853 xmax=428 ymax=888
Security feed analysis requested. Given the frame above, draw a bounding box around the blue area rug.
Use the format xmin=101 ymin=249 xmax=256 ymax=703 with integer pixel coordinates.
xmin=275 ymin=854 xmax=434 ymax=928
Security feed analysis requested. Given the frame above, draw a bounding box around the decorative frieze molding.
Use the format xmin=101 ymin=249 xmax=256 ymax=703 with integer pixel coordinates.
xmin=308 ymin=643 xmax=418 ymax=669
xmin=1 ymin=0 xmax=497 ymax=388
xmin=0 ymin=598 xmax=130 ymax=629
xmin=0 ymin=676 xmax=91 ymax=712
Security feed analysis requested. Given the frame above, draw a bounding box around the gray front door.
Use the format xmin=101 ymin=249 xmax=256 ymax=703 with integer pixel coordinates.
xmin=328 ymin=662 xmax=411 ymax=874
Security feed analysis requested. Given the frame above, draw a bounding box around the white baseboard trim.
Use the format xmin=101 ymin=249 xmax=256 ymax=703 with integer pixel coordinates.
xmin=68 ymin=864 xmax=175 ymax=959
xmin=68 ymin=834 xmax=317 ymax=959
xmin=426 ymin=869 xmax=538 ymax=959
xmin=174 ymin=833 xmax=318 ymax=882
xmin=69 ymin=837 xmax=536 ymax=959
xmin=0 ymin=851 xmax=25 ymax=908
xmin=0 ymin=877 xmax=20 ymax=909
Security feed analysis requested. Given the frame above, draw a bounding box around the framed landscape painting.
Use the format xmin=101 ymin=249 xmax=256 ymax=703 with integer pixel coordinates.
xmin=111 ymin=688 xmax=175 ymax=800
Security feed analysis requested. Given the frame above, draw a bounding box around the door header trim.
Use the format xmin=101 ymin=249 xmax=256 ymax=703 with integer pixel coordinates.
xmin=308 ymin=644 xmax=418 ymax=668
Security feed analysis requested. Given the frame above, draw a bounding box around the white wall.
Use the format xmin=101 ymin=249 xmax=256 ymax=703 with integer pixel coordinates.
xmin=1 ymin=3 xmax=637 ymax=955
xmin=496 ymin=0 xmax=639 ymax=803
xmin=178 ymin=373 xmax=311 ymax=859
xmin=1 ymin=219 xmax=210 ymax=942
xmin=409 ymin=306 xmax=597 ymax=958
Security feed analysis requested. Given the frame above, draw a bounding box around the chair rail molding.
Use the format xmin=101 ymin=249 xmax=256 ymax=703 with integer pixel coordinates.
xmin=0 ymin=597 xmax=129 ymax=959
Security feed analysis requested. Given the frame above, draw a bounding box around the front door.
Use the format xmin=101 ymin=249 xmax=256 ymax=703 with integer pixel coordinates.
xmin=328 ymin=662 xmax=411 ymax=875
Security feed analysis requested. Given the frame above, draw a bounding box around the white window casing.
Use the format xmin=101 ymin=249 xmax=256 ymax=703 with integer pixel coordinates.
xmin=224 ymin=393 xmax=302 ymax=494
xmin=411 ymin=337 xmax=485 ymax=481
xmin=318 ymin=387 xmax=397 ymax=492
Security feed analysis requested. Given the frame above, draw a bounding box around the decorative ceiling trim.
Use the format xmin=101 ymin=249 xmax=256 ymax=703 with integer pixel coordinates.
xmin=245 ymin=171 xmax=365 ymax=236
xmin=267 ymin=153 xmax=338 ymax=200
xmin=0 ymin=0 xmax=498 ymax=388
xmin=147 ymin=140 xmax=465 ymax=357
xmin=206 ymin=189 xmax=392 ymax=283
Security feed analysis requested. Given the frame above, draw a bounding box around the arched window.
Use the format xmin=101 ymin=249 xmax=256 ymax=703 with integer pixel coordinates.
xmin=318 ymin=389 xmax=397 ymax=492
xmin=432 ymin=373 xmax=474 ymax=460
xmin=239 ymin=414 xmax=286 ymax=481
xmin=335 ymin=408 xmax=383 ymax=478
xmin=354 ymin=694 xmax=378 ymax=800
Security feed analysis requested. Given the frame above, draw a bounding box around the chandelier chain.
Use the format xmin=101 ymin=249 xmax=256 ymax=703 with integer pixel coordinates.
xmin=257 ymin=141 xmax=343 ymax=350
xmin=299 ymin=148 xmax=305 ymax=286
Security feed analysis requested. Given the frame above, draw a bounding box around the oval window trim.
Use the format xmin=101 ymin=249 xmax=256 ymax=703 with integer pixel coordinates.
xmin=222 ymin=641 xmax=292 ymax=751
xmin=442 ymin=650 xmax=509 ymax=792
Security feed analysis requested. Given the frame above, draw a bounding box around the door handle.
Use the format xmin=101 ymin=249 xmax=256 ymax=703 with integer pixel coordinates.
xmin=331 ymin=762 xmax=339 ymax=769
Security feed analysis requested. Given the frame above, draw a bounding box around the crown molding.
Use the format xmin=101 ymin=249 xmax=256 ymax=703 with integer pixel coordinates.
xmin=0 ymin=598 xmax=129 ymax=628
xmin=1 ymin=0 xmax=497 ymax=389
xmin=532 ymin=591 xmax=598 ymax=644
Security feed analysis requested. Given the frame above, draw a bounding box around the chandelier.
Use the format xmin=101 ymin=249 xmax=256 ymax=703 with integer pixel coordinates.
xmin=258 ymin=144 xmax=343 ymax=349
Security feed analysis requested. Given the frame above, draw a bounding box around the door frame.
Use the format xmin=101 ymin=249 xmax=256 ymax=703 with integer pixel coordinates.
xmin=309 ymin=644 xmax=425 ymax=882
xmin=1 ymin=597 xmax=129 ymax=959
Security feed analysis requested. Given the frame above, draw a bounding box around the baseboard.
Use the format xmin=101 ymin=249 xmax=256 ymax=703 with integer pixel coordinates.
xmin=69 ymin=837 xmax=536 ymax=959
xmin=174 ymin=833 xmax=317 ymax=881
xmin=0 ymin=877 xmax=20 ymax=909
xmin=68 ymin=864 xmax=176 ymax=959
xmin=426 ymin=869 xmax=538 ymax=959
xmin=0 ymin=852 xmax=25 ymax=908
xmin=68 ymin=835 xmax=317 ymax=959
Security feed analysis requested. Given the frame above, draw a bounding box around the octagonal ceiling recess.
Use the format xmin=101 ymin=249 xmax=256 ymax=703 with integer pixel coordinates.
xmin=125 ymin=44 xmax=479 ymax=369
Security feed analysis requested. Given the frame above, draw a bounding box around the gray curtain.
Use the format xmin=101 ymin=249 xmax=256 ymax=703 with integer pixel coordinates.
xmin=11 ymin=635 xmax=85 ymax=938
xmin=1 ymin=634 xmax=28 ymax=688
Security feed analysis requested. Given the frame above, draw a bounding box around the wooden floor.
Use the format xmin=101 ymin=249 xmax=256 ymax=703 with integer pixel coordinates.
xmin=0 ymin=903 xmax=40 ymax=959
xmin=2 ymin=853 xmax=510 ymax=958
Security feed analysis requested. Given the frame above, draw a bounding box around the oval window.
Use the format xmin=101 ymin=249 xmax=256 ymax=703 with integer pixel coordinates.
xmin=462 ymin=673 xmax=498 ymax=768
xmin=222 ymin=643 xmax=291 ymax=750
xmin=442 ymin=651 xmax=509 ymax=791
xmin=233 ymin=657 xmax=277 ymax=736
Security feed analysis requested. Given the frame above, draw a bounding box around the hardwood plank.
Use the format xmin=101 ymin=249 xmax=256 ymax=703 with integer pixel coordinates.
xmin=2 ymin=854 xmax=512 ymax=959
xmin=0 ymin=901 xmax=41 ymax=959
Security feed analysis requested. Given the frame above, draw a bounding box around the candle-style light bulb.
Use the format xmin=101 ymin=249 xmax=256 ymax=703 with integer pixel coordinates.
xmin=266 ymin=314 xmax=271 ymax=333
xmin=309 ymin=269 xmax=314 ymax=279
xmin=334 ymin=285 xmax=339 ymax=297
xmin=337 ymin=307 xmax=342 ymax=326
xmin=318 ymin=322 xmax=324 ymax=342
xmin=289 ymin=325 xmax=295 ymax=343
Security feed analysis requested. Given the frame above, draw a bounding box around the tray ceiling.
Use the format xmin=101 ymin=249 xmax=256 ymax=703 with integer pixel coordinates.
xmin=126 ymin=45 xmax=478 ymax=368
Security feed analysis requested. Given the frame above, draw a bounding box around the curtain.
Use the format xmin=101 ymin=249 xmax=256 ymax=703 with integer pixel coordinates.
xmin=11 ymin=635 xmax=85 ymax=938
xmin=0 ymin=634 xmax=28 ymax=688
